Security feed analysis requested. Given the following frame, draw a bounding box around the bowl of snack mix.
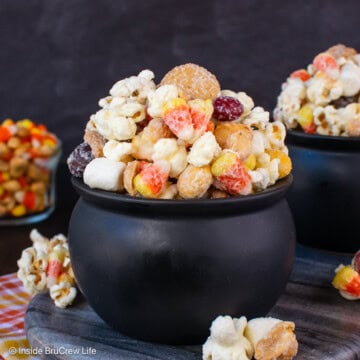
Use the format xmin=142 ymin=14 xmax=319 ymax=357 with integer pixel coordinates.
xmin=274 ymin=44 xmax=360 ymax=253
xmin=0 ymin=119 xmax=61 ymax=225
xmin=67 ymin=64 xmax=295 ymax=344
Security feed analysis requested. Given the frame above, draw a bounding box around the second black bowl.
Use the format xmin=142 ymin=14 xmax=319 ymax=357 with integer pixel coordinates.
xmin=286 ymin=130 xmax=360 ymax=253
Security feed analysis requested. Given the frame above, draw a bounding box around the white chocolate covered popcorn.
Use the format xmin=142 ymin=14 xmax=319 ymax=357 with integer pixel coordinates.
xmin=92 ymin=109 xmax=137 ymax=141
xmin=147 ymin=85 xmax=179 ymax=118
xmin=275 ymin=44 xmax=360 ymax=136
xmin=203 ymin=316 xmax=253 ymax=360
xmin=50 ymin=281 xmax=77 ymax=308
xmin=103 ymin=140 xmax=132 ymax=162
xmin=110 ymin=70 xmax=155 ymax=101
xmin=17 ymin=230 xmax=77 ymax=308
xmin=187 ymin=132 xmax=221 ymax=167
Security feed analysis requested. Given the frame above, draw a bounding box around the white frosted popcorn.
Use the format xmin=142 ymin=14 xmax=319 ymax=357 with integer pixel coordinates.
xmin=110 ymin=70 xmax=155 ymax=101
xmin=265 ymin=121 xmax=286 ymax=149
xmin=147 ymin=85 xmax=179 ymax=118
xmin=152 ymin=138 xmax=178 ymax=161
xmin=337 ymin=62 xmax=360 ymax=97
xmin=249 ymin=168 xmax=271 ymax=191
xmin=92 ymin=109 xmax=137 ymax=141
xmin=187 ymin=132 xmax=221 ymax=167
xmin=84 ymin=158 xmax=126 ymax=191
xmin=242 ymin=107 xmax=270 ymax=130
xmin=103 ymin=140 xmax=132 ymax=162
xmin=17 ymin=230 xmax=77 ymax=308
xmin=50 ymin=281 xmax=77 ymax=308
xmin=202 ymin=316 xmax=253 ymax=360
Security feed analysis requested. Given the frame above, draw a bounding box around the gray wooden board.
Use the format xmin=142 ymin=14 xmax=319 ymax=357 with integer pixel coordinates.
xmin=25 ymin=246 xmax=360 ymax=359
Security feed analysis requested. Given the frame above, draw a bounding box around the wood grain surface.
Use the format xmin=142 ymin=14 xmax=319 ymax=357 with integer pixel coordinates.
xmin=25 ymin=247 xmax=360 ymax=359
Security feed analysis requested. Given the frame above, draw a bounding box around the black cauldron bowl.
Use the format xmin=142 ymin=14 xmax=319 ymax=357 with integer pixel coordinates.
xmin=286 ymin=130 xmax=360 ymax=253
xmin=68 ymin=175 xmax=295 ymax=345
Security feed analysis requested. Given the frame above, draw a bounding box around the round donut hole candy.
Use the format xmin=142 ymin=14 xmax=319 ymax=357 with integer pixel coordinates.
xmin=67 ymin=142 xmax=95 ymax=178
xmin=160 ymin=63 xmax=221 ymax=101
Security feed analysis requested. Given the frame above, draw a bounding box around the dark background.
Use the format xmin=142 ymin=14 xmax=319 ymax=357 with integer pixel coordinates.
xmin=1 ymin=0 xmax=360 ymax=274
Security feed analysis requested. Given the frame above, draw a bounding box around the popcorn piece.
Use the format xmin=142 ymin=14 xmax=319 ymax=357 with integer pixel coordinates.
xmin=17 ymin=229 xmax=77 ymax=309
xmin=50 ymin=281 xmax=77 ymax=309
xmin=177 ymin=164 xmax=213 ymax=199
xmin=110 ymin=70 xmax=155 ymax=102
xmin=133 ymin=161 xmax=170 ymax=198
xmin=158 ymin=183 xmax=178 ymax=199
xmin=273 ymin=78 xmax=306 ymax=128
xmin=337 ymin=62 xmax=360 ymax=97
xmin=249 ymin=168 xmax=271 ymax=191
xmin=245 ymin=317 xmax=298 ymax=360
xmin=160 ymin=63 xmax=220 ymax=100
xmin=92 ymin=109 xmax=137 ymax=141
xmin=103 ymin=140 xmax=132 ymax=162
xmin=147 ymin=85 xmax=179 ymax=118
xmin=265 ymin=121 xmax=286 ymax=149
xmin=203 ymin=316 xmax=253 ymax=360
xmin=152 ymin=139 xmax=187 ymax=177
xmin=251 ymin=131 xmax=268 ymax=156
xmin=242 ymin=107 xmax=270 ymax=130
xmin=83 ymin=158 xmax=126 ymax=191
xmin=17 ymin=248 xmax=48 ymax=295
xmin=214 ymin=123 xmax=253 ymax=160
xmin=132 ymin=118 xmax=174 ymax=161
xmin=211 ymin=151 xmax=252 ymax=195
xmin=188 ymin=132 xmax=221 ymax=167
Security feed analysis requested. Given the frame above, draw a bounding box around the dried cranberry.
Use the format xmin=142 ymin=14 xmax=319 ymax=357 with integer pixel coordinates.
xmin=213 ymin=96 xmax=244 ymax=121
xmin=67 ymin=142 xmax=94 ymax=178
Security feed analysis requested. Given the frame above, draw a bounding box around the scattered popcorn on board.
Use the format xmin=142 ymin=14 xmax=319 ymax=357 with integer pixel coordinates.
xmin=68 ymin=64 xmax=292 ymax=199
xmin=274 ymin=44 xmax=360 ymax=136
xmin=202 ymin=315 xmax=298 ymax=360
xmin=17 ymin=229 xmax=77 ymax=308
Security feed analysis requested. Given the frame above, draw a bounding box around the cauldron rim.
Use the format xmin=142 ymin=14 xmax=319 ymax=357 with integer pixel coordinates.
xmin=71 ymin=175 xmax=293 ymax=215
xmin=286 ymin=129 xmax=360 ymax=151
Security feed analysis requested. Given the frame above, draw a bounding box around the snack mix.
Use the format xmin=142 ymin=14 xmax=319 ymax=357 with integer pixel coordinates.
xmin=274 ymin=44 xmax=360 ymax=136
xmin=68 ymin=64 xmax=292 ymax=199
xmin=332 ymin=250 xmax=360 ymax=300
xmin=0 ymin=119 xmax=59 ymax=218
xmin=17 ymin=229 xmax=77 ymax=308
xmin=203 ymin=315 xmax=298 ymax=360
